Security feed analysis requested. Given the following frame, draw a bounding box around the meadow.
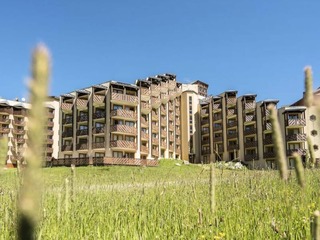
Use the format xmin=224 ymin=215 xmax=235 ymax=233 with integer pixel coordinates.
xmin=1 ymin=160 xmax=320 ymax=239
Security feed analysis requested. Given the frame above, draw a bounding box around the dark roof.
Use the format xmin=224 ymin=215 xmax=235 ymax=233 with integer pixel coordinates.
xmin=192 ymin=80 xmax=209 ymax=87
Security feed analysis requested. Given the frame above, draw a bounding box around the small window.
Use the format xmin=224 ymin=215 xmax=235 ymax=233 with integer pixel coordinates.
xmin=311 ymin=130 xmax=318 ymax=136
xmin=314 ymin=145 xmax=319 ymax=151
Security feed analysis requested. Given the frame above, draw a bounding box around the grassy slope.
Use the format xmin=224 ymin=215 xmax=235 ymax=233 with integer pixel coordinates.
xmin=1 ymin=160 xmax=320 ymax=239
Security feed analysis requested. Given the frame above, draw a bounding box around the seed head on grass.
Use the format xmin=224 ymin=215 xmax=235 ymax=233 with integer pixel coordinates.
xmin=304 ymin=66 xmax=313 ymax=108
xmin=18 ymin=44 xmax=51 ymax=240
xmin=267 ymin=104 xmax=288 ymax=181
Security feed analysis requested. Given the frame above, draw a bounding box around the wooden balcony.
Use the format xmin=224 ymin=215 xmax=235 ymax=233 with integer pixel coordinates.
xmin=227 ymin=98 xmax=237 ymax=105
xmin=0 ymin=108 xmax=12 ymax=114
xmin=13 ymin=129 xmax=25 ymax=135
xmin=141 ymin=102 xmax=151 ymax=114
xmin=76 ymin=99 xmax=88 ymax=110
xmin=168 ymin=103 xmax=174 ymax=111
xmin=152 ymin=112 xmax=159 ymax=121
xmin=213 ymin=103 xmax=222 ymax=110
xmin=152 ymin=138 xmax=159 ymax=145
xmin=175 ymin=118 xmax=180 ymax=125
xmin=93 ymin=126 xmax=105 ymax=134
xmin=175 ymin=129 xmax=180 ymax=135
xmin=201 ymin=119 xmax=209 ymax=125
xmin=244 ymin=141 xmax=257 ymax=148
xmin=168 ymin=81 xmax=176 ymax=90
xmin=76 ymin=129 xmax=88 ymax=136
xmin=169 ymin=135 xmax=174 ymax=142
xmin=161 ymin=130 xmax=166 ymax=138
xmin=61 ymin=103 xmax=73 ymax=112
xmin=227 ymin=132 xmax=238 ymax=139
xmin=227 ymin=121 xmax=237 ymax=128
xmin=201 ymin=129 xmax=210 ymax=135
xmin=213 ymin=114 xmax=222 ymax=121
xmin=201 ymin=149 xmax=211 ymax=155
xmin=244 ymin=115 xmax=255 ymax=122
xmin=152 ymin=125 xmax=159 ymax=133
xmin=13 ymin=109 xmax=26 ymax=116
xmin=110 ymin=140 xmax=137 ymax=150
xmin=160 ymin=106 xmax=166 ymax=115
xmin=176 ymin=138 xmax=181 ymax=144
xmin=93 ymin=111 xmax=105 ymax=119
xmin=92 ymin=142 xmax=105 ymax=149
xmin=151 ymin=97 xmax=161 ymax=109
xmin=141 ymin=117 xmax=148 ymax=127
xmin=264 ymin=137 xmax=273 ymax=145
xmin=244 ymin=102 xmax=256 ymax=110
xmin=286 ymin=133 xmax=306 ymax=142
xmin=111 ymin=109 xmax=137 ymax=120
xmin=111 ymin=92 xmax=138 ymax=105
xmin=77 ymin=114 xmax=88 ymax=122
xmin=62 ymin=117 xmax=72 ymax=124
xmin=244 ymin=154 xmax=258 ymax=161
xmin=0 ymin=127 xmax=10 ymax=134
xmin=202 ymin=139 xmax=210 ymax=145
xmin=160 ymin=119 xmax=166 ymax=127
xmin=286 ymin=148 xmax=306 ymax=156
xmin=264 ymin=122 xmax=272 ymax=131
xmin=227 ymin=144 xmax=239 ymax=151
xmin=61 ymin=145 xmax=73 ymax=151
xmin=141 ymin=87 xmax=151 ymax=99
xmin=160 ymin=93 xmax=168 ymax=103
xmin=286 ymin=119 xmax=306 ymax=127
xmin=13 ymin=119 xmax=25 ymax=126
xmin=46 ymin=121 xmax=54 ymax=127
xmin=201 ymin=109 xmax=209 ymax=115
xmin=110 ymin=125 xmax=137 ymax=135
xmin=93 ymin=94 xmax=105 ymax=106
xmin=213 ymin=136 xmax=223 ymax=142
xmin=52 ymin=157 xmax=89 ymax=167
xmin=46 ymin=147 xmax=53 ymax=153
xmin=76 ymin=143 xmax=88 ymax=150
xmin=0 ymin=117 xmax=10 ymax=124
xmin=152 ymin=149 xmax=159 ymax=156
xmin=213 ymin=125 xmax=222 ymax=131
xmin=151 ymin=85 xmax=160 ymax=96
xmin=227 ymin=109 xmax=237 ymax=116
xmin=46 ymin=138 xmax=54 ymax=144
xmin=16 ymin=138 xmax=25 ymax=144
xmin=168 ymin=124 xmax=174 ymax=131
xmin=263 ymin=152 xmax=275 ymax=158
xmin=103 ymin=157 xmax=158 ymax=166
xmin=160 ymin=141 xmax=166 ymax=148
xmin=168 ymin=91 xmax=175 ymax=100
xmin=141 ymin=145 xmax=148 ymax=154
xmin=244 ymin=128 xmax=256 ymax=136
xmin=141 ymin=132 xmax=149 ymax=141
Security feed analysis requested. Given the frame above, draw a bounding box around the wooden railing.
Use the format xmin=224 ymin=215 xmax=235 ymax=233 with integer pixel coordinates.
xmin=111 ymin=92 xmax=138 ymax=104
xmin=61 ymin=145 xmax=73 ymax=151
xmin=104 ymin=158 xmax=158 ymax=166
xmin=287 ymin=119 xmax=306 ymax=126
xmin=77 ymin=99 xmax=88 ymax=109
xmin=286 ymin=133 xmax=306 ymax=142
xmin=111 ymin=109 xmax=136 ymax=120
xmin=110 ymin=140 xmax=136 ymax=149
xmin=62 ymin=117 xmax=72 ymax=124
xmin=61 ymin=103 xmax=73 ymax=111
xmin=92 ymin=142 xmax=105 ymax=149
xmin=76 ymin=129 xmax=88 ymax=136
xmin=286 ymin=148 xmax=306 ymax=156
xmin=93 ymin=126 xmax=105 ymax=134
xmin=93 ymin=94 xmax=105 ymax=104
xmin=77 ymin=114 xmax=88 ymax=122
xmin=76 ymin=143 xmax=88 ymax=150
xmin=93 ymin=111 xmax=105 ymax=119
xmin=110 ymin=125 xmax=136 ymax=134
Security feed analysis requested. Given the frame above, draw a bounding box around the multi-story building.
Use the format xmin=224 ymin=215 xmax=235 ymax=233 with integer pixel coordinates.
xmin=58 ymin=73 xmax=182 ymax=166
xmin=0 ymin=98 xmax=59 ymax=167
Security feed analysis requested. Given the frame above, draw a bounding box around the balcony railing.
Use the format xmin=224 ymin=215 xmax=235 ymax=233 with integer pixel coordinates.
xmin=93 ymin=111 xmax=105 ymax=119
xmin=152 ymin=125 xmax=159 ymax=133
xmin=76 ymin=99 xmax=88 ymax=110
xmin=287 ymin=119 xmax=306 ymax=127
xmin=141 ymin=102 xmax=151 ymax=113
xmin=201 ymin=119 xmax=209 ymax=125
xmin=111 ymin=92 xmax=138 ymax=104
xmin=77 ymin=114 xmax=88 ymax=122
xmin=213 ymin=125 xmax=222 ymax=131
xmin=227 ymin=121 xmax=237 ymax=128
xmin=175 ymin=118 xmax=180 ymax=125
xmin=227 ymin=144 xmax=239 ymax=151
xmin=0 ymin=127 xmax=10 ymax=133
xmin=264 ymin=122 xmax=272 ymax=131
xmin=227 ymin=109 xmax=237 ymax=116
xmin=286 ymin=133 xmax=306 ymax=142
xmin=244 ymin=141 xmax=257 ymax=148
xmin=244 ymin=154 xmax=258 ymax=161
xmin=151 ymin=85 xmax=160 ymax=96
xmin=227 ymin=98 xmax=236 ymax=105
xmin=152 ymin=112 xmax=159 ymax=121
xmin=76 ymin=129 xmax=88 ymax=136
xmin=152 ymin=138 xmax=159 ymax=145
xmin=264 ymin=137 xmax=273 ymax=145
xmin=201 ymin=149 xmax=211 ymax=155
xmin=141 ymin=145 xmax=148 ymax=153
xmin=202 ymin=139 xmax=210 ymax=145
xmin=61 ymin=102 xmax=73 ymax=112
xmin=141 ymin=117 xmax=148 ymax=126
xmin=160 ymin=141 xmax=166 ymax=148
xmin=141 ymin=87 xmax=150 ymax=96
xmin=244 ymin=115 xmax=255 ymax=122
xmin=244 ymin=128 xmax=256 ymax=136
xmin=93 ymin=94 xmax=105 ymax=104
xmin=111 ymin=109 xmax=136 ymax=120
xmin=0 ymin=117 xmax=10 ymax=124
xmin=76 ymin=143 xmax=88 ymax=150
xmin=13 ymin=109 xmax=26 ymax=116
xmin=62 ymin=117 xmax=72 ymax=124
xmin=201 ymin=129 xmax=210 ymax=135
xmin=61 ymin=145 xmax=73 ymax=151
xmin=51 ymin=157 xmax=89 ymax=167
xmin=110 ymin=140 xmax=137 ymax=150
xmin=263 ymin=152 xmax=275 ymax=158
xmin=13 ymin=129 xmax=25 ymax=135
xmin=92 ymin=142 xmax=105 ymax=149
xmin=286 ymin=148 xmax=306 ymax=156
xmin=213 ymin=103 xmax=222 ymax=110
xmin=13 ymin=119 xmax=25 ymax=125
xmin=176 ymin=138 xmax=181 ymax=144
xmin=110 ymin=125 xmax=137 ymax=135
xmin=213 ymin=114 xmax=222 ymax=121
xmin=141 ymin=131 xmax=149 ymax=140
xmin=93 ymin=126 xmax=105 ymax=134
xmin=0 ymin=108 xmax=12 ymax=114
xmin=244 ymin=102 xmax=256 ymax=110
xmin=213 ymin=136 xmax=223 ymax=142
xmin=151 ymin=97 xmax=161 ymax=108
xmin=16 ymin=138 xmax=25 ymax=144
xmin=227 ymin=132 xmax=238 ymax=139
xmin=168 ymin=81 xmax=176 ymax=90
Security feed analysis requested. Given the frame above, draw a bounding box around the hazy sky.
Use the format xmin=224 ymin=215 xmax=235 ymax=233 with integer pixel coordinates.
xmin=1 ymin=0 xmax=319 ymax=106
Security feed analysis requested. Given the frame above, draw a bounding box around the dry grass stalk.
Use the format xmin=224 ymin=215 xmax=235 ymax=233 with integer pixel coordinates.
xmin=304 ymin=66 xmax=313 ymax=108
xmin=311 ymin=210 xmax=320 ymax=239
xmin=307 ymin=136 xmax=316 ymax=169
xmin=210 ymin=161 xmax=215 ymax=215
xmin=267 ymin=104 xmax=288 ymax=181
xmin=292 ymin=153 xmax=305 ymax=188
xmin=17 ymin=44 xmax=50 ymax=239
xmin=70 ymin=164 xmax=76 ymax=202
xmin=65 ymin=178 xmax=70 ymax=213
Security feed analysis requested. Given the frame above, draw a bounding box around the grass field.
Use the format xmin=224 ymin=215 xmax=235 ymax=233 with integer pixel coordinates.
xmin=1 ymin=159 xmax=320 ymax=239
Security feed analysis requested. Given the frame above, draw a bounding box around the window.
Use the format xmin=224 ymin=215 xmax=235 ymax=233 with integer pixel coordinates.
xmin=125 ymin=121 xmax=135 ymax=127
xmin=95 ymin=137 xmax=104 ymax=143
xmin=95 ymin=152 xmax=104 ymax=157
xmin=311 ymin=130 xmax=318 ymax=136
xmin=79 ymin=153 xmax=87 ymax=158
xmin=310 ymin=115 xmax=316 ymax=121
xmin=125 ymin=136 xmax=135 ymax=142
xmin=79 ymin=125 xmax=88 ymax=130
xmin=113 ymin=151 xmax=123 ymax=158
xmin=113 ymin=105 xmax=123 ymax=110
xmin=314 ymin=145 xmax=319 ymax=151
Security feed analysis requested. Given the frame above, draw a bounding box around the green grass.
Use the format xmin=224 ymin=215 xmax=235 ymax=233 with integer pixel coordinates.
xmin=1 ymin=159 xmax=320 ymax=239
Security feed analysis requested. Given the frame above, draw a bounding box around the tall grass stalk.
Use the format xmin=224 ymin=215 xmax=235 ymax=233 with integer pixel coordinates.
xmin=268 ymin=104 xmax=288 ymax=181
xmin=210 ymin=161 xmax=215 ymax=215
xmin=292 ymin=153 xmax=305 ymax=188
xmin=0 ymin=137 xmax=8 ymax=169
xmin=312 ymin=210 xmax=320 ymax=240
xmin=17 ymin=44 xmax=50 ymax=240
xmin=70 ymin=164 xmax=76 ymax=202
xmin=65 ymin=178 xmax=69 ymax=213
xmin=304 ymin=66 xmax=313 ymax=108
xmin=307 ymin=136 xmax=316 ymax=168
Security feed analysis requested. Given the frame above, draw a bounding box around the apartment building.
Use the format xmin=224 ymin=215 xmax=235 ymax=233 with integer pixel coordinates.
xmin=0 ymin=98 xmax=59 ymax=167
xmin=58 ymin=73 xmax=182 ymax=166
